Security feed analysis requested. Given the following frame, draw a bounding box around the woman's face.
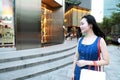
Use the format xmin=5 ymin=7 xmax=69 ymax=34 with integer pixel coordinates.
xmin=80 ymin=18 xmax=91 ymax=33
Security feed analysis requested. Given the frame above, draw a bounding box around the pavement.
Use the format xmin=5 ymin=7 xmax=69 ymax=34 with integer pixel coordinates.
xmin=0 ymin=38 xmax=120 ymax=80
xmin=31 ymin=39 xmax=120 ymax=80
xmin=43 ymin=40 xmax=120 ymax=80
xmin=105 ymin=45 xmax=120 ymax=80
xmin=47 ymin=43 xmax=120 ymax=80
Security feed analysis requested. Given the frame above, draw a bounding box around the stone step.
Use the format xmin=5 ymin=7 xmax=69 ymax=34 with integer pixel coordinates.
xmin=25 ymin=64 xmax=72 ymax=80
xmin=0 ymin=55 xmax=73 ymax=80
xmin=0 ymin=48 xmax=75 ymax=73
xmin=0 ymin=40 xmax=77 ymax=80
xmin=0 ymin=48 xmax=16 ymax=52
xmin=0 ymin=45 xmax=76 ymax=63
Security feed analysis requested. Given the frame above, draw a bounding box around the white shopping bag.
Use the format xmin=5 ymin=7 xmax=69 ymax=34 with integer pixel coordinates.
xmin=80 ymin=69 xmax=106 ymax=80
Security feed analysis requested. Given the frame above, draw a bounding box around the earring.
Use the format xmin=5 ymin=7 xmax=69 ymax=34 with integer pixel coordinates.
xmin=90 ymin=26 xmax=92 ymax=28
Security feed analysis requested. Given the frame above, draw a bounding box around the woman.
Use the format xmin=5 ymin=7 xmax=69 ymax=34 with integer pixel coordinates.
xmin=70 ymin=15 xmax=109 ymax=80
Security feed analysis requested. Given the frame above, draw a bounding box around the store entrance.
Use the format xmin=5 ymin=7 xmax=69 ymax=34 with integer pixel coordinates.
xmin=41 ymin=4 xmax=53 ymax=44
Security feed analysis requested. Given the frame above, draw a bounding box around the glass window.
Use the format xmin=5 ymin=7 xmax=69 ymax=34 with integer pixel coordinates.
xmin=0 ymin=0 xmax=15 ymax=48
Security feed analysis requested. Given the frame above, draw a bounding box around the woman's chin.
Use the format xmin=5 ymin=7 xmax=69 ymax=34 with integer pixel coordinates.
xmin=81 ymin=31 xmax=86 ymax=33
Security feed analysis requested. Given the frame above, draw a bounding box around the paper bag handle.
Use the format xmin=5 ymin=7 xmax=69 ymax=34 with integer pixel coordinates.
xmin=88 ymin=37 xmax=101 ymax=71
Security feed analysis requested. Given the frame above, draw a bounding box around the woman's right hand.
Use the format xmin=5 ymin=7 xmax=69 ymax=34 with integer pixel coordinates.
xmin=70 ymin=73 xmax=74 ymax=80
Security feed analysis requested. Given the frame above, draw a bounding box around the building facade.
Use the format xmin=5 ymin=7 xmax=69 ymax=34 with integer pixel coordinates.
xmin=64 ymin=0 xmax=91 ymax=38
xmin=0 ymin=0 xmax=65 ymax=50
xmin=104 ymin=0 xmax=120 ymax=17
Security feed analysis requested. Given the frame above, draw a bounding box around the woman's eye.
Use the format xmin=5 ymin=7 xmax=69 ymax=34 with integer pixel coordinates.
xmin=80 ymin=23 xmax=84 ymax=25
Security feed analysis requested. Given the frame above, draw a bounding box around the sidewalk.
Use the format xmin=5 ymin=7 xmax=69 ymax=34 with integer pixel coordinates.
xmin=42 ymin=43 xmax=120 ymax=80
xmin=29 ymin=40 xmax=120 ymax=80
xmin=105 ymin=45 xmax=120 ymax=80
xmin=0 ymin=39 xmax=119 ymax=80
xmin=61 ymin=45 xmax=120 ymax=80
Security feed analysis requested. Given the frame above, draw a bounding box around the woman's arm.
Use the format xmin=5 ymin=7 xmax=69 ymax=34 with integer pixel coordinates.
xmin=71 ymin=38 xmax=81 ymax=73
xmin=71 ymin=49 xmax=79 ymax=74
xmin=95 ymin=38 xmax=109 ymax=65
xmin=70 ymin=43 xmax=79 ymax=80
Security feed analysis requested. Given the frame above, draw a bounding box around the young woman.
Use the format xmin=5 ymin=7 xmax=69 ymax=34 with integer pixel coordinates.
xmin=70 ymin=15 xmax=109 ymax=80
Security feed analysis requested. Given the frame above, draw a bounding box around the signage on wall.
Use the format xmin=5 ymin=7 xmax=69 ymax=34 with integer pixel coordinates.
xmin=0 ymin=0 xmax=14 ymax=27
xmin=0 ymin=0 xmax=14 ymax=47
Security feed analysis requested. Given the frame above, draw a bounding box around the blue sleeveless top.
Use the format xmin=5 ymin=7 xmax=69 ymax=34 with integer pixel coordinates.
xmin=74 ymin=37 xmax=100 ymax=75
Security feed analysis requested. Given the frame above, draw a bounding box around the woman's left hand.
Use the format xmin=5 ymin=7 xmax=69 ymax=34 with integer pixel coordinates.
xmin=76 ymin=60 xmax=87 ymax=67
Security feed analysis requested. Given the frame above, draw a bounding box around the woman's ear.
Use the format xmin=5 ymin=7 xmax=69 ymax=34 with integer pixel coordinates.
xmin=89 ymin=24 xmax=93 ymax=28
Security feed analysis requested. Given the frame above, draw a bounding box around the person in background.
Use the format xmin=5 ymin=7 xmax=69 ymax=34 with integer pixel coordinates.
xmin=118 ymin=36 xmax=120 ymax=49
xmin=70 ymin=15 xmax=109 ymax=80
xmin=0 ymin=20 xmax=4 ymax=38
xmin=76 ymin=27 xmax=82 ymax=41
xmin=0 ymin=20 xmax=2 ymax=38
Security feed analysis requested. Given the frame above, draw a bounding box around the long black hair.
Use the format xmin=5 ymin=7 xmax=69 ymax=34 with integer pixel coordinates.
xmin=82 ymin=14 xmax=105 ymax=39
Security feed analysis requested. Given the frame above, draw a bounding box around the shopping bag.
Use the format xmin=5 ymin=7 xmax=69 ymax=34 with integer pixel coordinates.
xmin=80 ymin=69 xmax=106 ymax=80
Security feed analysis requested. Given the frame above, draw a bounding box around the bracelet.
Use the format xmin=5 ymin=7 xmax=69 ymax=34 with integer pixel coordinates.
xmin=93 ymin=61 xmax=97 ymax=66
xmin=93 ymin=61 xmax=97 ymax=71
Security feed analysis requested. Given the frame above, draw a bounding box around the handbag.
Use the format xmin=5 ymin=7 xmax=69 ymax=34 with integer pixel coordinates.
xmin=80 ymin=37 xmax=106 ymax=80
xmin=80 ymin=69 xmax=106 ymax=80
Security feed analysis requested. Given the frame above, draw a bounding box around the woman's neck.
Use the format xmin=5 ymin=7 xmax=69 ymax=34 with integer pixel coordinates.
xmin=84 ymin=29 xmax=96 ymax=38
